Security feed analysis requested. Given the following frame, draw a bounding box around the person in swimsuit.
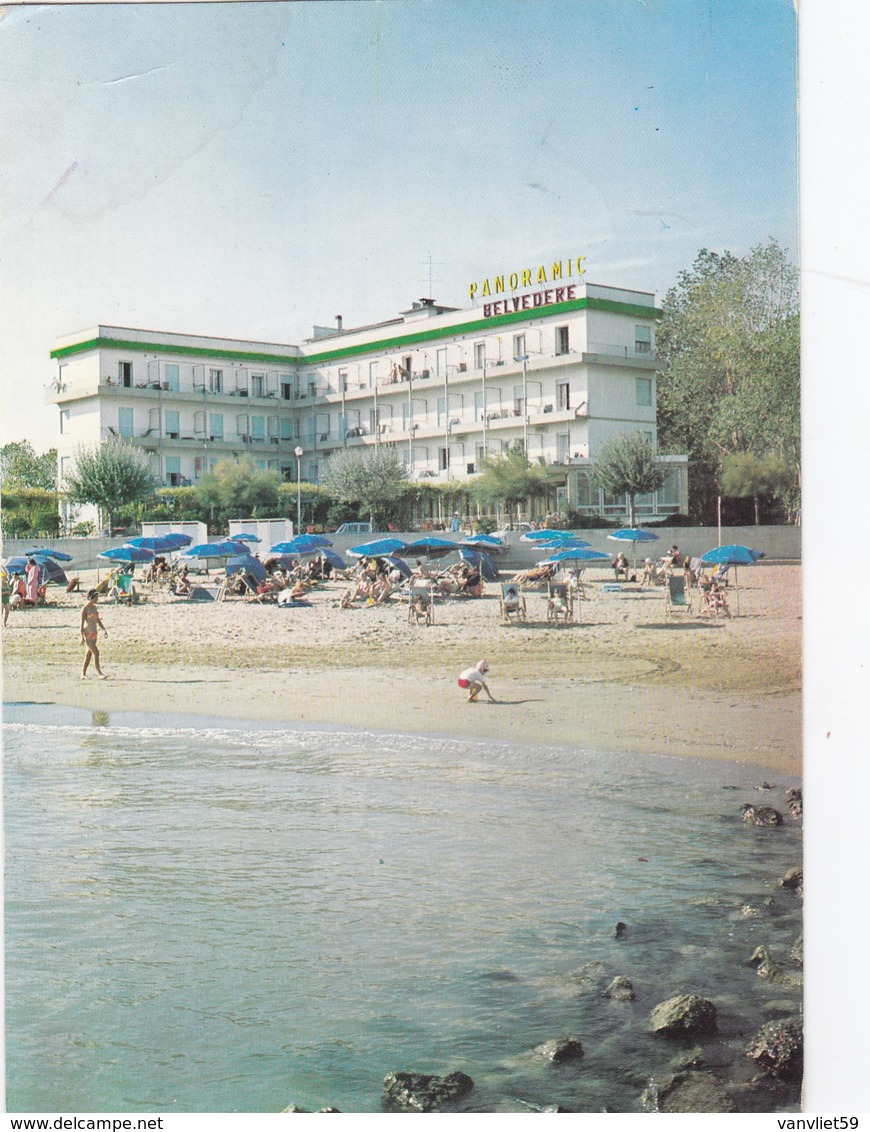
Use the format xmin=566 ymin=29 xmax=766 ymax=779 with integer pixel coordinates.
xmin=81 ymin=589 xmax=108 ymax=679
xmin=457 ymin=659 xmax=494 ymax=703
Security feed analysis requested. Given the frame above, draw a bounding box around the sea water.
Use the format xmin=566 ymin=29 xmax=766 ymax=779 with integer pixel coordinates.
xmin=3 ymin=703 xmax=803 ymax=1113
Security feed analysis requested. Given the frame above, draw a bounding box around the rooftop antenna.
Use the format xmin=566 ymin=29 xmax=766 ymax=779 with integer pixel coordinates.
xmin=419 ymin=251 xmax=446 ymax=299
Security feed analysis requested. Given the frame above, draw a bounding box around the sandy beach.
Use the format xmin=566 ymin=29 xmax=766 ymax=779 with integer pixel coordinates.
xmin=2 ymin=564 xmax=801 ymax=773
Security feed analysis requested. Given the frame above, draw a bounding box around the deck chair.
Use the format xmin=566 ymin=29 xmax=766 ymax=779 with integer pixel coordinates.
xmin=698 ymin=580 xmax=731 ymax=618
xmin=546 ymin=581 xmax=574 ymax=625
xmin=408 ymin=581 xmax=434 ymax=625
xmin=686 ymin=557 xmax=703 ymax=589
xmin=665 ymin=574 xmax=693 ymax=616
xmin=499 ymin=582 xmax=527 ymax=624
xmin=711 ymin=563 xmax=730 ymax=586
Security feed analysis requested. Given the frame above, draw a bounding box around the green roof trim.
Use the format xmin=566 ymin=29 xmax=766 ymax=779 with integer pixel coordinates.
xmin=50 ymin=297 xmax=661 ymax=366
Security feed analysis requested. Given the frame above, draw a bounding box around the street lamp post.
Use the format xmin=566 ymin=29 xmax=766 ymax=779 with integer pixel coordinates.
xmin=294 ymin=446 xmax=303 ymax=534
xmin=514 ymin=353 xmax=529 ymax=455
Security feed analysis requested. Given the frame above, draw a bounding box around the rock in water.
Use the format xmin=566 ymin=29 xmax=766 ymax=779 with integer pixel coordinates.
xmin=642 ymin=1072 xmax=738 ymax=1113
xmin=741 ymin=804 xmax=784 ymax=826
xmin=604 ymin=976 xmax=636 ymax=1001
xmin=382 ymin=1071 xmax=474 ymax=1112
xmin=785 ymin=788 xmax=803 ymax=818
xmin=650 ymin=994 xmax=718 ymax=1038
xmin=779 ymin=866 xmax=803 ymax=893
xmin=534 ymin=1037 xmax=585 ymax=1062
xmin=746 ymin=1016 xmax=803 ymax=1080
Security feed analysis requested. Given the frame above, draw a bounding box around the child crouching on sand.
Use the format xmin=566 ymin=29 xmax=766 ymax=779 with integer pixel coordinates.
xmin=458 ymin=659 xmax=494 ymax=703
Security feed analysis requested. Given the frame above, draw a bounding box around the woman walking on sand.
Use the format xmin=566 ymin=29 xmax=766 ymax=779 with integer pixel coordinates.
xmin=81 ymin=590 xmax=109 ymax=679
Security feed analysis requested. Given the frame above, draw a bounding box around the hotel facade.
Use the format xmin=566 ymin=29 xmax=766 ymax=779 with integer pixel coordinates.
xmin=48 ymin=275 xmax=688 ymax=526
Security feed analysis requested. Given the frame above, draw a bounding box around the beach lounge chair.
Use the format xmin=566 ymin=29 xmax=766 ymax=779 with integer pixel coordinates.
xmin=546 ymin=581 xmax=574 ymax=625
xmin=665 ymin=574 xmax=693 ymax=617
xmin=711 ymin=563 xmax=730 ymax=586
xmin=499 ymin=582 xmax=527 ymax=624
xmin=408 ymin=581 xmax=434 ymax=625
xmin=698 ymin=579 xmax=731 ymax=618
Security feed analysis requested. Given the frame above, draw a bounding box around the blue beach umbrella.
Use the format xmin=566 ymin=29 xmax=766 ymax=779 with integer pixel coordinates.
xmin=183 ymin=541 xmax=241 ymax=560
xmin=382 ymin=555 xmax=412 ymax=579
xmin=160 ymin=532 xmax=193 ymax=549
xmin=607 ymin=527 xmax=659 ymax=570
xmin=228 ymin=532 xmax=261 ymax=544
xmin=535 ymin=536 xmax=592 ymax=549
xmin=347 ymin=537 xmax=406 ymax=558
xmin=226 ymin=555 xmax=268 ymax=583
xmin=124 ymin=535 xmax=178 ymax=553
xmin=394 ymin=537 xmax=458 ymax=560
xmin=699 ymin=544 xmax=765 ymax=615
xmin=23 ymin=547 xmax=74 ymax=562
xmin=539 ymin=547 xmax=611 ymax=566
xmin=521 ymin=528 xmax=572 ymax=542
xmin=99 ymin=546 xmax=155 ymax=564
xmin=320 ymin=549 xmax=348 ymax=570
xmin=459 ymin=547 xmax=500 ymax=582
xmin=3 ymin=555 xmax=68 ymax=585
xmin=460 ymin=534 xmax=508 ymax=556
xmin=270 ymin=535 xmax=332 ymax=555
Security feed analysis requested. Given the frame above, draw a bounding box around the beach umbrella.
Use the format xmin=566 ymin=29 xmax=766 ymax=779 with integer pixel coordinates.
xmin=99 ymin=546 xmax=155 ymax=564
xmin=228 ymin=532 xmax=261 ymax=544
xmin=393 ymin=536 xmax=458 ymax=560
xmin=699 ymin=544 xmax=765 ymax=615
xmin=320 ymin=549 xmax=348 ymax=570
xmin=521 ymin=528 xmax=573 ymax=541
xmin=460 ymin=534 xmax=509 ymax=556
xmin=124 ymin=535 xmax=179 ymax=553
xmin=183 ymin=541 xmax=240 ymax=557
xmin=226 ymin=554 xmax=268 ymax=583
xmin=383 ymin=555 xmax=412 ymax=579
xmin=3 ymin=556 xmax=68 ymax=585
xmin=23 ymin=547 xmax=74 ymax=562
xmin=459 ymin=547 xmax=500 ymax=583
xmin=539 ymin=547 xmax=610 ymax=565
xmin=347 ymin=537 xmax=406 ymax=558
xmin=160 ymin=532 xmax=193 ymax=548
xmin=534 ymin=536 xmax=592 ymax=549
xmin=270 ymin=535 xmax=332 ymax=555
xmin=607 ymin=527 xmax=659 ymax=570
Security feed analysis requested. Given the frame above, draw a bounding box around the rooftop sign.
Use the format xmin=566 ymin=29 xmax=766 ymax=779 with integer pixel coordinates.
xmin=468 ymin=256 xmax=585 ymax=301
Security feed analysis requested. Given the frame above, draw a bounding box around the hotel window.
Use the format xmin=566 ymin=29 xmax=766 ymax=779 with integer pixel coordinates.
xmin=59 ymin=409 xmax=70 ymax=433
xmin=435 ymin=348 xmax=447 ymax=377
xmin=474 ymin=342 xmax=486 ymax=370
xmin=513 ymin=333 xmax=526 ymax=360
xmin=251 ymin=415 xmax=266 ymax=441
xmin=209 ymin=414 xmax=224 ymax=440
xmin=513 ymin=385 xmax=525 ymax=416
xmin=338 ymin=367 xmax=348 ymax=392
xmin=402 ymin=355 xmax=413 ymax=379
xmin=164 ymin=410 xmax=180 ymax=438
xmin=118 ymin=407 xmax=134 ymax=437
xmin=555 ymin=326 xmax=569 ymax=356
xmin=208 ymin=368 xmax=223 ymax=393
xmin=251 ymin=373 xmax=265 ymax=397
xmin=194 ymin=411 xmax=206 ymax=435
xmin=473 ymin=391 xmax=485 ymax=421
xmin=268 ymin=415 xmax=279 ymax=439
xmin=194 ymin=456 xmax=204 ymax=480
xmin=280 ymin=377 xmax=292 ymax=401
xmin=368 ymin=361 xmax=379 ymax=387
xmin=635 ymin=378 xmax=652 ymax=407
xmin=280 ymin=417 xmax=293 ymax=441
xmin=476 ymin=443 xmax=487 ymax=468
xmin=635 ymin=325 xmax=652 ymax=354
xmin=236 ymin=413 xmax=249 ymax=439
xmin=557 ymin=381 xmax=570 ymax=410
xmin=119 ymin=361 xmax=133 ymax=388
xmin=165 ymin=456 xmax=181 ymax=486
xmin=557 ymin=433 xmax=570 ymax=462
xmin=307 ymin=459 xmax=319 ymax=483
xmin=438 ymin=447 xmax=449 ymax=471
xmin=165 ymin=363 xmax=180 ymax=391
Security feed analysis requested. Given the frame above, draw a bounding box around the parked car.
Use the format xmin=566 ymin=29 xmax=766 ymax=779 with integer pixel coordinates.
xmin=334 ymin=522 xmax=376 ymax=535
xmin=494 ymin=522 xmax=534 ymax=539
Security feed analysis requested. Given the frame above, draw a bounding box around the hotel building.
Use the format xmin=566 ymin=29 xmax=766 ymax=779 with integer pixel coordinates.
xmin=48 ymin=277 xmax=687 ymax=526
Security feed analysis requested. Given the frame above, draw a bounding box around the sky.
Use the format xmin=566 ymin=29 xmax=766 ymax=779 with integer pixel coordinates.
xmin=0 ymin=0 xmax=799 ymax=453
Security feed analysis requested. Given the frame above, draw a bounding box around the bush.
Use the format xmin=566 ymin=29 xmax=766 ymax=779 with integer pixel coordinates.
xmin=647 ymin=513 xmax=694 ymax=527
xmin=565 ymin=510 xmax=617 ymax=529
xmin=474 ymin=516 xmax=497 ymax=534
xmin=71 ymin=520 xmax=97 ymax=537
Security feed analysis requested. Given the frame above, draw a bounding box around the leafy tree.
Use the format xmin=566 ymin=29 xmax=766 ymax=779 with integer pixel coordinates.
xmin=322 ymin=447 xmax=409 ymax=527
xmin=64 ymin=443 xmax=156 ymax=531
xmin=656 ymin=240 xmax=799 ymax=523
xmin=196 ymin=458 xmax=281 ymax=521
xmin=469 ymin=444 xmax=550 ymax=527
xmin=720 ymin=451 xmax=790 ymax=525
xmin=593 ymin=432 xmax=665 ymax=528
xmin=1 ymin=440 xmax=58 ymax=491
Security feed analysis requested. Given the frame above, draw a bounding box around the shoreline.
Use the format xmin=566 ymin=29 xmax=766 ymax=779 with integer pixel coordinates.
xmin=1 ymin=563 xmax=802 ymax=775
